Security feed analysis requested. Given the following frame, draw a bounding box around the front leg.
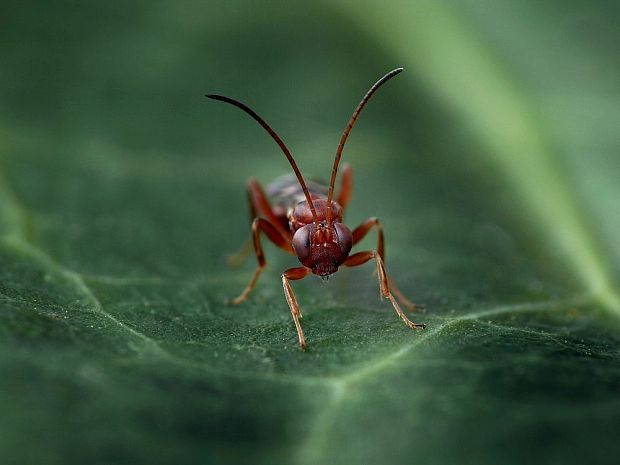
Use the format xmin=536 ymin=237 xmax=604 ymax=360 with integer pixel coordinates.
xmin=231 ymin=218 xmax=293 ymax=305
xmin=343 ymin=251 xmax=426 ymax=330
xmin=282 ymin=267 xmax=311 ymax=350
xmin=351 ymin=217 xmax=423 ymax=311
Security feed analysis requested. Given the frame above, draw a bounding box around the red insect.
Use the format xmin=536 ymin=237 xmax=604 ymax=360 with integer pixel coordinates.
xmin=206 ymin=67 xmax=425 ymax=350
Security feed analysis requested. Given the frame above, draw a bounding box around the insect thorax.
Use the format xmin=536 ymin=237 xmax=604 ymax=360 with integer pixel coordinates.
xmin=267 ymin=173 xmax=328 ymax=212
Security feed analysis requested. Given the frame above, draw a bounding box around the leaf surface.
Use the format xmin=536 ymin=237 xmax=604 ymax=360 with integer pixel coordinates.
xmin=1 ymin=1 xmax=619 ymax=464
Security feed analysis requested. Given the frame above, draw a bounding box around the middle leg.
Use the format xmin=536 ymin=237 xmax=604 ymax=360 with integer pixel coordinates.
xmin=336 ymin=163 xmax=353 ymax=212
xmin=231 ymin=217 xmax=293 ymax=305
xmin=351 ymin=217 xmax=423 ymax=311
xmin=343 ymin=250 xmax=426 ymax=329
xmin=228 ymin=178 xmax=291 ymax=267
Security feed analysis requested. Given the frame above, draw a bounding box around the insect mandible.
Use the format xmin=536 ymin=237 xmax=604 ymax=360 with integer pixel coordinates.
xmin=206 ymin=67 xmax=425 ymax=350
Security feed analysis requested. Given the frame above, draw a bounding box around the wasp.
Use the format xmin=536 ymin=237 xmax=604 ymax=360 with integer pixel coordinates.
xmin=207 ymin=68 xmax=425 ymax=350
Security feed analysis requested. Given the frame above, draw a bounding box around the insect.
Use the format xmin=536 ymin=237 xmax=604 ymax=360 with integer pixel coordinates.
xmin=206 ymin=67 xmax=425 ymax=350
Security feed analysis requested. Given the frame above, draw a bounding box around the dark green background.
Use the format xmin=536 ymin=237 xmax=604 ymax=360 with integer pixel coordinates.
xmin=1 ymin=1 xmax=619 ymax=464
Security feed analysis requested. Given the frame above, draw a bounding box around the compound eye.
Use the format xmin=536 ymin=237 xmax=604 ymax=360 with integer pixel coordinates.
xmin=334 ymin=223 xmax=352 ymax=257
xmin=292 ymin=226 xmax=311 ymax=260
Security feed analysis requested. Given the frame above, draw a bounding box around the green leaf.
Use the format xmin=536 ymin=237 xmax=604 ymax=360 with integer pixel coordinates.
xmin=1 ymin=2 xmax=619 ymax=465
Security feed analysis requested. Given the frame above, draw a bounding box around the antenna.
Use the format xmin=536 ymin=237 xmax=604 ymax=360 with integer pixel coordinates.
xmin=206 ymin=94 xmax=318 ymax=223
xmin=326 ymin=68 xmax=404 ymax=224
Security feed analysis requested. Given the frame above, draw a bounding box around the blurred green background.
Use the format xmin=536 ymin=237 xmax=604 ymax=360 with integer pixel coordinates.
xmin=1 ymin=1 xmax=619 ymax=464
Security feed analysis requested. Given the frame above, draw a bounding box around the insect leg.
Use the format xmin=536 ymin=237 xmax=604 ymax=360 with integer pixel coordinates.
xmin=350 ymin=217 xmax=424 ymax=311
xmin=282 ymin=266 xmax=311 ymax=350
xmin=351 ymin=216 xmax=385 ymax=259
xmin=228 ymin=178 xmax=293 ymax=267
xmin=226 ymin=238 xmax=253 ymax=267
xmin=248 ymin=178 xmax=291 ymax=238
xmin=343 ymin=251 xmax=426 ymax=329
xmin=231 ymin=218 xmax=293 ymax=305
xmin=336 ymin=163 xmax=353 ymax=212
